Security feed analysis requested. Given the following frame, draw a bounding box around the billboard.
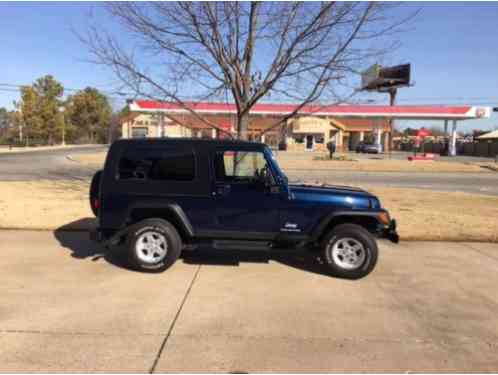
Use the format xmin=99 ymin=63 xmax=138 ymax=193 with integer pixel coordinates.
xmin=361 ymin=64 xmax=411 ymax=91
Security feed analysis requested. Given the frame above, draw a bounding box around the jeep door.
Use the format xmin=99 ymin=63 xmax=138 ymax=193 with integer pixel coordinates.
xmin=211 ymin=148 xmax=280 ymax=238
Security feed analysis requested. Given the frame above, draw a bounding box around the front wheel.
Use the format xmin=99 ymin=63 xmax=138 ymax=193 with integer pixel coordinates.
xmin=321 ymin=224 xmax=378 ymax=279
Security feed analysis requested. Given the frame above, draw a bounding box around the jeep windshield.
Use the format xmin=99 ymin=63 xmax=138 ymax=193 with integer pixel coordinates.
xmin=266 ymin=147 xmax=288 ymax=184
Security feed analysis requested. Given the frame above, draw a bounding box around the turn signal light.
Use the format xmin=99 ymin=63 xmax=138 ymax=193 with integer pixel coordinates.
xmin=377 ymin=211 xmax=390 ymax=225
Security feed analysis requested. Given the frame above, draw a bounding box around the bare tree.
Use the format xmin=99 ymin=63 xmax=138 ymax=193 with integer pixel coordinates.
xmin=82 ymin=2 xmax=416 ymax=139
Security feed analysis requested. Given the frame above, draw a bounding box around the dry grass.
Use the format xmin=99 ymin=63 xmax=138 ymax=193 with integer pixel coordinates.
xmin=0 ymin=180 xmax=96 ymax=231
xmin=1 ymin=179 xmax=498 ymax=242
xmin=279 ymin=156 xmax=493 ymax=173
xmin=367 ymin=187 xmax=498 ymax=242
xmin=73 ymin=151 xmax=495 ymax=174
xmin=72 ymin=152 xmax=107 ymax=167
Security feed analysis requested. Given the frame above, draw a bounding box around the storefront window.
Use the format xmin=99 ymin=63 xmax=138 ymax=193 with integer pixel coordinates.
xmin=131 ymin=127 xmax=148 ymax=138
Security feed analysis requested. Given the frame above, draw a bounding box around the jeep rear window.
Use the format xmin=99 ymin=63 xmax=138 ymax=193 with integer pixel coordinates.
xmin=118 ymin=147 xmax=195 ymax=181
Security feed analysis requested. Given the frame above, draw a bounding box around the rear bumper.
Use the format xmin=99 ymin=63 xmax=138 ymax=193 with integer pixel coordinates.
xmin=90 ymin=226 xmax=127 ymax=247
xmin=382 ymin=219 xmax=399 ymax=243
xmin=89 ymin=228 xmax=103 ymax=242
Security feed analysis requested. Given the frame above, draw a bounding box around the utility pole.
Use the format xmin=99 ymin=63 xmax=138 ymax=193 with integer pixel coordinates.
xmin=361 ymin=63 xmax=410 ymax=157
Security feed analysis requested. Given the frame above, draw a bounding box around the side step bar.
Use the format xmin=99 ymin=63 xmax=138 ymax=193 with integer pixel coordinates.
xmin=212 ymin=240 xmax=272 ymax=251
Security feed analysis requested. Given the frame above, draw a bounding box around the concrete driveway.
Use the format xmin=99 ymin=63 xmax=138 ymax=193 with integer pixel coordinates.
xmin=1 ymin=230 xmax=498 ymax=372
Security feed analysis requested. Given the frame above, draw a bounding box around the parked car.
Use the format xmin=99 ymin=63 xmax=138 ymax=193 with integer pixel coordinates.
xmin=355 ymin=141 xmax=366 ymax=153
xmin=357 ymin=142 xmax=383 ymax=154
xmin=90 ymin=138 xmax=398 ymax=279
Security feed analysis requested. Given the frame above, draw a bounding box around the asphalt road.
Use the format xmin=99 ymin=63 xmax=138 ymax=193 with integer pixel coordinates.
xmin=1 ymin=145 xmax=498 ymax=195
xmin=1 ymin=230 xmax=498 ymax=372
xmin=0 ymin=145 xmax=107 ymax=181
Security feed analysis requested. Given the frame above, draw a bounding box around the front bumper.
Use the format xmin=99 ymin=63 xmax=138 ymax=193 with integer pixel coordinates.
xmin=382 ymin=219 xmax=399 ymax=243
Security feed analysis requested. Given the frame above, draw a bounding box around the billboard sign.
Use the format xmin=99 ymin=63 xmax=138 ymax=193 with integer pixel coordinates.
xmin=362 ymin=64 xmax=411 ymax=91
xmin=361 ymin=64 xmax=381 ymax=91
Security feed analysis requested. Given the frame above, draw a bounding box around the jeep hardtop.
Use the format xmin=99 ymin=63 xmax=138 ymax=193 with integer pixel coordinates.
xmin=90 ymin=138 xmax=398 ymax=279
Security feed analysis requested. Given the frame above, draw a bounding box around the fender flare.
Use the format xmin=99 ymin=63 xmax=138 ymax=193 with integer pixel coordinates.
xmin=126 ymin=202 xmax=194 ymax=238
xmin=310 ymin=210 xmax=383 ymax=241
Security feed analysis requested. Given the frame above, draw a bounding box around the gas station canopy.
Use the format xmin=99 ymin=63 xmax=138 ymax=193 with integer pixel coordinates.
xmin=129 ymin=100 xmax=492 ymax=121
xmin=129 ymin=100 xmax=492 ymax=156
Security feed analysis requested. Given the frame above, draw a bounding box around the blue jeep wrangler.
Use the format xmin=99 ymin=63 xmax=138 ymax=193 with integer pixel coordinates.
xmin=90 ymin=138 xmax=398 ymax=279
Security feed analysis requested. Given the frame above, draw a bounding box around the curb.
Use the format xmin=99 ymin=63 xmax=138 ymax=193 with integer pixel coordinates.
xmin=66 ymin=154 xmax=78 ymax=163
xmin=0 ymin=144 xmax=107 ymax=155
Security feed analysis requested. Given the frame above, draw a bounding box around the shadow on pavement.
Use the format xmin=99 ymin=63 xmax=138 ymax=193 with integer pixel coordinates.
xmin=54 ymin=219 xmax=130 ymax=271
xmin=54 ymin=219 xmax=333 ymax=277
xmin=182 ymin=247 xmax=332 ymax=277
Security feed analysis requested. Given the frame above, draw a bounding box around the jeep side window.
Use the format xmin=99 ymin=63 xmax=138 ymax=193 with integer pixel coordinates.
xmin=214 ymin=151 xmax=268 ymax=183
xmin=118 ymin=147 xmax=195 ymax=181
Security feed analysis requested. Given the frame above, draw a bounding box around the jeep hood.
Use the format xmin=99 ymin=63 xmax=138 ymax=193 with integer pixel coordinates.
xmin=288 ymin=182 xmax=380 ymax=209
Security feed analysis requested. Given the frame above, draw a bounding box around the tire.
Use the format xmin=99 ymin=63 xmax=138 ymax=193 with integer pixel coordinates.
xmin=89 ymin=170 xmax=102 ymax=217
xmin=321 ymin=223 xmax=378 ymax=279
xmin=126 ymin=219 xmax=182 ymax=272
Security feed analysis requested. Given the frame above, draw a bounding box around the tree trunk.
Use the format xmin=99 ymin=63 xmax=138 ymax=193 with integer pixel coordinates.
xmin=238 ymin=114 xmax=250 ymax=140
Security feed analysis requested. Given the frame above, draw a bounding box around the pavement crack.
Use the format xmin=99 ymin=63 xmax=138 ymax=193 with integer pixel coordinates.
xmin=149 ymin=264 xmax=202 ymax=374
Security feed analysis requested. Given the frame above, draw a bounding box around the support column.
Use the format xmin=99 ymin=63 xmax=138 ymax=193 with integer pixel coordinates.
xmin=444 ymin=120 xmax=448 ymax=136
xmin=383 ymin=133 xmax=389 ymax=153
xmin=212 ymin=128 xmax=217 ymax=139
xmin=449 ymin=120 xmax=457 ymax=156
xmin=261 ymin=134 xmax=266 ymax=144
xmin=335 ymin=130 xmax=343 ymax=151
xmin=359 ymin=131 xmax=365 ymax=141
xmin=376 ymin=128 xmax=382 ymax=145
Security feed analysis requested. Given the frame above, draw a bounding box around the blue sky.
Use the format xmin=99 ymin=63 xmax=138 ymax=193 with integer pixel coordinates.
xmin=0 ymin=2 xmax=497 ymax=131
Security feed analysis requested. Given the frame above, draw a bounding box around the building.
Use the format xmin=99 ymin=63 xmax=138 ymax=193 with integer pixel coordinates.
xmin=477 ymin=129 xmax=498 ymax=141
xmin=122 ymin=113 xmax=199 ymax=139
xmin=122 ymin=100 xmax=491 ymax=153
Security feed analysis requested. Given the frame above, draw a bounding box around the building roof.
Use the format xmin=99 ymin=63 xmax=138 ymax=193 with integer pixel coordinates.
xmin=129 ymin=100 xmax=492 ymax=120
xmin=477 ymin=129 xmax=498 ymax=140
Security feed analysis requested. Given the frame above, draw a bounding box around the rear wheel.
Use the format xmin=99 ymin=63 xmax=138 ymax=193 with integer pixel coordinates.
xmin=321 ymin=224 xmax=378 ymax=279
xmin=89 ymin=170 xmax=102 ymax=217
xmin=127 ymin=219 xmax=182 ymax=272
